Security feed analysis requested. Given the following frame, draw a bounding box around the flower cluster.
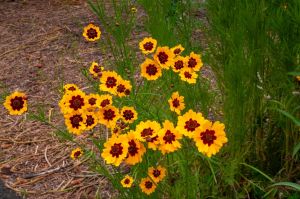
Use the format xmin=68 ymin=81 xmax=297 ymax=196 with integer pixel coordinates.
xmin=139 ymin=37 xmax=203 ymax=84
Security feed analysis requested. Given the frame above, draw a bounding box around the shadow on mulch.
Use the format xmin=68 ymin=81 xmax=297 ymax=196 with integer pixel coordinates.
xmin=0 ymin=180 xmax=21 ymax=199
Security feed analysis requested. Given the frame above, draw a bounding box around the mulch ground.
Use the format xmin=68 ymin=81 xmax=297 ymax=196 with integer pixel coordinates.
xmin=0 ymin=0 xmax=122 ymax=198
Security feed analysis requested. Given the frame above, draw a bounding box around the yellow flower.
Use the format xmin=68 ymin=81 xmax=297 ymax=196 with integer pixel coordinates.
xmin=134 ymin=120 xmax=161 ymax=142
xmin=86 ymin=93 xmax=101 ymax=111
xmin=64 ymin=111 xmax=86 ymax=135
xmin=176 ymin=109 xmax=205 ymax=138
xmin=3 ymin=91 xmax=27 ymax=115
xmin=98 ymin=94 xmax=113 ymax=108
xmin=168 ymin=91 xmax=185 ymax=115
xmin=101 ymin=134 xmax=129 ymax=166
xmin=84 ymin=112 xmax=98 ymax=130
xmin=171 ymin=56 xmax=187 ymax=73
xmin=158 ymin=120 xmax=182 ymax=154
xmin=131 ymin=7 xmax=137 ymax=13
xmin=70 ymin=148 xmax=83 ymax=160
xmin=153 ymin=46 xmax=175 ymax=69
xmin=193 ymin=120 xmax=228 ymax=157
xmin=121 ymin=175 xmax=134 ymax=188
xmin=185 ymin=52 xmax=203 ymax=72
xmin=140 ymin=58 xmax=162 ymax=80
xmin=171 ymin=44 xmax=184 ymax=55
xmin=139 ymin=37 xmax=157 ymax=54
xmin=125 ymin=131 xmax=146 ymax=165
xmin=139 ymin=177 xmax=157 ymax=195
xmin=296 ymin=76 xmax=300 ymax=81
xmin=63 ymin=84 xmax=79 ymax=93
xmin=89 ymin=61 xmax=104 ymax=78
xmin=120 ymin=106 xmax=138 ymax=124
xmin=98 ymin=105 xmax=120 ymax=128
xmin=116 ymin=79 xmax=132 ymax=97
xmin=82 ymin=23 xmax=101 ymax=42
xmin=99 ymin=71 xmax=121 ymax=95
xmin=179 ymin=68 xmax=198 ymax=84
xmin=148 ymin=165 xmax=166 ymax=183
xmin=60 ymin=90 xmax=88 ymax=114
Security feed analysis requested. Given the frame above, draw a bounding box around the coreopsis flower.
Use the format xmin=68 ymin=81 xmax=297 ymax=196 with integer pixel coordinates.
xmin=139 ymin=37 xmax=157 ymax=54
xmin=125 ymin=131 xmax=146 ymax=165
xmin=89 ymin=61 xmax=104 ymax=78
xmin=171 ymin=44 xmax=184 ymax=56
xmin=171 ymin=56 xmax=187 ymax=73
xmin=64 ymin=111 xmax=86 ymax=135
xmin=147 ymin=135 xmax=160 ymax=150
xmin=140 ymin=58 xmax=162 ymax=80
xmin=3 ymin=91 xmax=27 ymax=115
xmin=86 ymin=93 xmax=101 ymax=111
xmin=101 ymin=134 xmax=129 ymax=166
xmin=186 ymin=52 xmax=203 ymax=72
xmin=176 ymin=109 xmax=205 ymax=138
xmin=134 ymin=120 xmax=161 ymax=142
xmin=179 ymin=68 xmax=198 ymax=84
xmin=148 ymin=165 xmax=166 ymax=183
xmin=116 ymin=79 xmax=132 ymax=97
xmin=70 ymin=148 xmax=83 ymax=160
xmin=168 ymin=91 xmax=185 ymax=115
xmin=82 ymin=23 xmax=101 ymax=42
xmin=153 ymin=46 xmax=175 ymax=69
xmin=84 ymin=112 xmax=98 ymax=130
xmin=99 ymin=71 xmax=121 ymax=95
xmin=139 ymin=177 xmax=157 ymax=195
xmin=60 ymin=90 xmax=88 ymax=114
xmin=158 ymin=120 xmax=182 ymax=154
xmin=98 ymin=105 xmax=120 ymax=128
xmin=98 ymin=94 xmax=113 ymax=108
xmin=131 ymin=7 xmax=137 ymax=13
xmin=120 ymin=106 xmax=138 ymax=124
xmin=63 ymin=84 xmax=79 ymax=93
xmin=193 ymin=120 xmax=228 ymax=157
xmin=121 ymin=175 xmax=134 ymax=188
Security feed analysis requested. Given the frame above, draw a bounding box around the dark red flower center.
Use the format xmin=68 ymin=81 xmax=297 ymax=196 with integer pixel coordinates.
xmin=87 ymin=28 xmax=98 ymax=39
xmin=88 ymin=97 xmax=97 ymax=105
xmin=158 ymin=52 xmax=168 ymax=64
xmin=110 ymin=143 xmax=123 ymax=158
xmin=184 ymin=119 xmax=200 ymax=132
xmin=174 ymin=60 xmax=184 ymax=70
xmin=124 ymin=178 xmax=130 ymax=184
xmin=188 ymin=57 xmax=197 ymax=68
xmin=172 ymin=98 xmax=180 ymax=108
xmin=145 ymin=181 xmax=153 ymax=189
xmin=141 ymin=128 xmax=154 ymax=138
xmin=163 ymin=130 xmax=176 ymax=144
xmin=69 ymin=95 xmax=84 ymax=110
xmin=103 ymin=109 xmax=116 ymax=121
xmin=106 ymin=77 xmax=117 ymax=88
xmin=100 ymin=99 xmax=110 ymax=107
xmin=147 ymin=135 xmax=158 ymax=143
xmin=123 ymin=110 xmax=134 ymax=121
xmin=146 ymin=64 xmax=158 ymax=76
xmin=74 ymin=151 xmax=82 ymax=158
xmin=117 ymin=84 xmax=126 ymax=93
xmin=128 ymin=140 xmax=138 ymax=156
xmin=184 ymin=72 xmax=192 ymax=79
xmin=10 ymin=97 xmax=24 ymax=110
xmin=68 ymin=86 xmax=76 ymax=91
xmin=86 ymin=115 xmax=95 ymax=126
xmin=153 ymin=169 xmax=161 ymax=177
xmin=143 ymin=42 xmax=154 ymax=51
xmin=174 ymin=48 xmax=181 ymax=54
xmin=200 ymin=129 xmax=217 ymax=146
xmin=93 ymin=65 xmax=101 ymax=73
xmin=70 ymin=114 xmax=83 ymax=128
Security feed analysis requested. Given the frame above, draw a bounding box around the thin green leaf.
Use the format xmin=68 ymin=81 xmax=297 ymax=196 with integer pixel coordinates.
xmin=240 ymin=163 xmax=274 ymax=182
xmin=269 ymin=182 xmax=300 ymax=191
xmin=292 ymin=142 xmax=300 ymax=157
xmin=287 ymin=71 xmax=300 ymax=76
xmin=275 ymin=109 xmax=300 ymax=126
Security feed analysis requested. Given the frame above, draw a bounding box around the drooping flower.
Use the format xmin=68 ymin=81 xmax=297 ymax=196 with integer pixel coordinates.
xmin=121 ymin=175 xmax=134 ymax=188
xmin=139 ymin=177 xmax=157 ymax=195
xmin=193 ymin=120 xmax=228 ymax=157
xmin=70 ymin=148 xmax=83 ymax=160
xmin=125 ymin=131 xmax=146 ymax=165
xmin=171 ymin=56 xmax=187 ymax=73
xmin=134 ymin=120 xmax=161 ymax=142
xmin=153 ymin=46 xmax=175 ymax=69
xmin=116 ymin=79 xmax=132 ymax=98
xmin=139 ymin=37 xmax=157 ymax=54
xmin=185 ymin=52 xmax=203 ymax=72
xmin=176 ymin=109 xmax=205 ymax=138
xmin=3 ymin=91 xmax=28 ymax=115
xmin=140 ymin=58 xmax=162 ymax=81
xmin=98 ymin=105 xmax=120 ymax=128
xmin=89 ymin=61 xmax=104 ymax=78
xmin=158 ymin=120 xmax=182 ymax=154
xmin=179 ymin=68 xmax=198 ymax=84
xmin=171 ymin=44 xmax=184 ymax=56
xmin=168 ymin=91 xmax=185 ymax=115
xmin=101 ymin=134 xmax=129 ymax=166
xmin=120 ymin=106 xmax=138 ymax=124
xmin=82 ymin=23 xmax=101 ymax=42
xmin=64 ymin=111 xmax=86 ymax=135
xmin=99 ymin=71 xmax=121 ymax=95
xmin=148 ymin=165 xmax=166 ymax=183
